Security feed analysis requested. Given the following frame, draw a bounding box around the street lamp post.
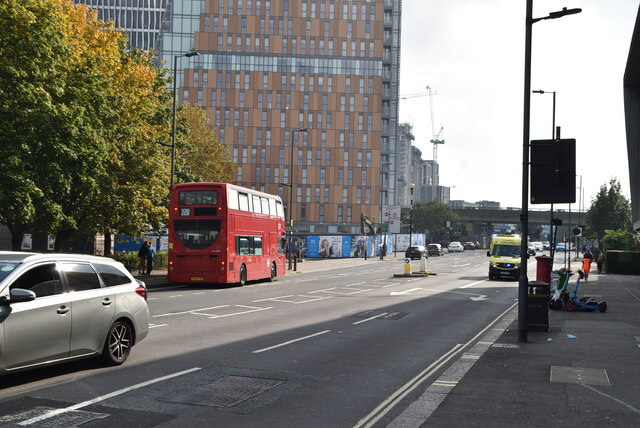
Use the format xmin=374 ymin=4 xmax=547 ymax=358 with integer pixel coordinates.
xmin=519 ymin=3 xmax=581 ymax=342
xmin=171 ymin=50 xmax=200 ymax=188
xmin=409 ymin=183 xmax=415 ymax=248
xmin=532 ymin=89 xmax=556 ymax=259
xmin=288 ymin=127 xmax=308 ymax=270
xmin=379 ymin=162 xmax=392 ymax=260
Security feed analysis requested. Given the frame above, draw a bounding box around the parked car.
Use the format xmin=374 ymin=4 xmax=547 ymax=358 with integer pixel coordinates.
xmin=427 ymin=244 xmax=444 ymax=256
xmin=532 ymin=242 xmax=544 ymax=252
xmin=542 ymin=241 xmax=550 ymax=250
xmin=556 ymin=243 xmax=567 ymax=252
xmin=463 ymin=242 xmax=477 ymax=250
xmin=448 ymin=242 xmax=464 ymax=252
xmin=0 ymin=252 xmax=149 ymax=374
xmin=405 ymin=245 xmax=427 ymax=260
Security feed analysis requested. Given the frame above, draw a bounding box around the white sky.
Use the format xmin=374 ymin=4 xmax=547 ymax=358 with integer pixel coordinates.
xmin=399 ymin=0 xmax=639 ymax=209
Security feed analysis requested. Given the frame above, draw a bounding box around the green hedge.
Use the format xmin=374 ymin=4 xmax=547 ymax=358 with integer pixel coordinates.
xmin=604 ymin=250 xmax=640 ymax=274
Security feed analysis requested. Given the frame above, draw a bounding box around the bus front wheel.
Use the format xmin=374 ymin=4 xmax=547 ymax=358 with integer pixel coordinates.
xmin=270 ymin=262 xmax=277 ymax=281
xmin=239 ymin=264 xmax=247 ymax=286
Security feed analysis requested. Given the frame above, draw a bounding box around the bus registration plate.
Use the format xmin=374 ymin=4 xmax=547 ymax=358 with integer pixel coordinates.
xmin=190 ymin=276 xmax=204 ymax=281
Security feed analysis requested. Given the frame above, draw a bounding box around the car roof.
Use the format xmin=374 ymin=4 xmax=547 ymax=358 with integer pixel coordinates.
xmin=0 ymin=251 xmax=121 ymax=265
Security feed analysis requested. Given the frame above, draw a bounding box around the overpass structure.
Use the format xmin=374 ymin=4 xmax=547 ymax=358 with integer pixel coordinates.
xmin=452 ymin=207 xmax=585 ymax=242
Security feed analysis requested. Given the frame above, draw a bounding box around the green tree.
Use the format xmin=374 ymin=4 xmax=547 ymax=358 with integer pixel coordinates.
xmin=585 ymin=178 xmax=632 ymax=240
xmin=175 ymin=104 xmax=236 ymax=184
xmin=0 ymin=0 xmax=172 ymax=251
xmin=410 ymin=200 xmax=459 ymax=242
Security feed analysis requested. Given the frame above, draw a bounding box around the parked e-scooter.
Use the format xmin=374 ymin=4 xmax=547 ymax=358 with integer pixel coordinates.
xmin=562 ymin=269 xmax=607 ymax=312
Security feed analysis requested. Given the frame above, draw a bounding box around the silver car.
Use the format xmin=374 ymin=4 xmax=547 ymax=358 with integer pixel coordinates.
xmin=0 ymin=252 xmax=149 ymax=374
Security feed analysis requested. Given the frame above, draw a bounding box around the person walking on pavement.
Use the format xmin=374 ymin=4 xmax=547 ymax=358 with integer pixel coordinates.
xmin=596 ymin=251 xmax=605 ymax=274
xmin=582 ymin=251 xmax=593 ymax=282
xmin=146 ymin=241 xmax=155 ymax=275
xmin=137 ymin=241 xmax=149 ymax=275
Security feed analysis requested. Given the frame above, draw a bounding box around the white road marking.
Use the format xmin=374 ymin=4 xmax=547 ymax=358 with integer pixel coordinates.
xmin=253 ymin=295 xmax=333 ymax=304
xmin=252 ymin=330 xmax=332 ymax=354
xmin=356 ymin=303 xmax=518 ymax=428
xmin=17 ymin=368 xmax=201 ymax=426
xmin=207 ymin=305 xmax=273 ymax=319
xmin=309 ymin=287 xmax=372 ymax=295
xmin=353 ymin=312 xmax=388 ymax=325
xmin=460 ymin=279 xmax=488 ymax=289
xmin=389 ymin=287 xmax=423 ymax=296
xmin=149 ymin=323 xmax=168 ymax=329
xmin=153 ymin=305 xmax=230 ymax=318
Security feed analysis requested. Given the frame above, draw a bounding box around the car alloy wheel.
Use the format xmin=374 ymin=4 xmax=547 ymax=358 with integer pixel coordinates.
xmin=102 ymin=320 xmax=133 ymax=365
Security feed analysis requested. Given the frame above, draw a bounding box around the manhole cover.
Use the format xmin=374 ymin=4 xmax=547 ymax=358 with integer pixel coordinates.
xmin=163 ymin=376 xmax=284 ymax=408
xmin=550 ymin=366 xmax=611 ymax=386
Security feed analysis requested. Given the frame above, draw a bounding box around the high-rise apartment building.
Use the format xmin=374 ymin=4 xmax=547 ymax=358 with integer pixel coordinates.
xmin=78 ymin=0 xmax=403 ymax=234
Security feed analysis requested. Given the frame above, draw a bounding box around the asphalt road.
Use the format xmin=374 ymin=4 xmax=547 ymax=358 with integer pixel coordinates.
xmin=0 ymin=249 xmax=527 ymax=427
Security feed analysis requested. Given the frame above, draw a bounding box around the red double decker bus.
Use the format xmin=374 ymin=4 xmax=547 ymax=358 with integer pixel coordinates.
xmin=168 ymin=182 xmax=287 ymax=285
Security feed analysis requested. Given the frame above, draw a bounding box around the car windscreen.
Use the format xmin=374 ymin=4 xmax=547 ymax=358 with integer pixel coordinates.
xmin=492 ymin=244 xmax=520 ymax=257
xmin=0 ymin=262 xmax=19 ymax=283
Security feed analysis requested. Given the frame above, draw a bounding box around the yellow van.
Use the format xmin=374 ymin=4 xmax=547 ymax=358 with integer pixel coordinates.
xmin=487 ymin=234 xmax=522 ymax=279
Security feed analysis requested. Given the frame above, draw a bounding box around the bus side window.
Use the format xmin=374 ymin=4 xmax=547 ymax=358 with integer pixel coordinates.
xmin=239 ymin=193 xmax=249 ymax=211
xmin=237 ymin=236 xmax=250 ymax=256
xmin=254 ymin=237 xmax=263 ymax=256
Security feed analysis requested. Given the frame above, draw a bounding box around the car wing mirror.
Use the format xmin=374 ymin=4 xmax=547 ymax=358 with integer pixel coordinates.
xmin=3 ymin=288 xmax=37 ymax=305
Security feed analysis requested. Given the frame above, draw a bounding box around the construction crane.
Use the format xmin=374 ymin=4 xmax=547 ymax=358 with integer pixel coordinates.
xmin=426 ymin=86 xmax=445 ymax=166
xmin=401 ymin=86 xmax=445 ymax=187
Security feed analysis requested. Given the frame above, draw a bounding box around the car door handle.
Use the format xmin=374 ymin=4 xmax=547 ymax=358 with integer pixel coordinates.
xmin=57 ymin=305 xmax=70 ymax=315
xmin=102 ymin=298 xmax=112 ymax=306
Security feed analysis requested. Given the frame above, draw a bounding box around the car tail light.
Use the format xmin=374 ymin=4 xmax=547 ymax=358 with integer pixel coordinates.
xmin=135 ymin=285 xmax=148 ymax=301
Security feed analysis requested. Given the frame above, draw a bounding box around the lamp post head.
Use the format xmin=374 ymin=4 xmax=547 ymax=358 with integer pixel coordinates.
xmin=409 ymin=183 xmax=415 ymax=189
xmin=532 ymin=90 xmax=545 ymax=94
xmin=549 ymin=7 xmax=582 ymax=19
xmin=185 ymin=50 xmax=200 ymax=58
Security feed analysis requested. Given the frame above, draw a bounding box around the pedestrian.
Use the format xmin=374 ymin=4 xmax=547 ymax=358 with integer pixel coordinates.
xmin=582 ymin=251 xmax=592 ymax=282
xmin=146 ymin=241 xmax=155 ymax=275
xmin=137 ymin=241 xmax=149 ymax=275
xmin=596 ymin=251 xmax=605 ymax=274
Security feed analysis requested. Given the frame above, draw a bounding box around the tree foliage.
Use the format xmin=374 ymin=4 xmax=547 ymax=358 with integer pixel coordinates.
xmin=410 ymin=201 xmax=459 ymax=242
xmin=602 ymin=229 xmax=639 ymax=251
xmin=585 ymin=178 xmax=632 ymax=240
xmin=0 ymin=0 xmax=172 ymax=250
xmin=175 ymin=104 xmax=235 ymax=184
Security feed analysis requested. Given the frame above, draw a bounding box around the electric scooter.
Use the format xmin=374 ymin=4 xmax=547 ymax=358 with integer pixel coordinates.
xmin=562 ymin=269 xmax=607 ymax=312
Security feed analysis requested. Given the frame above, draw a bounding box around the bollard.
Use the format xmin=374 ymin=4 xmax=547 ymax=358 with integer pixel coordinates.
xmin=404 ymin=258 xmax=412 ymax=276
xmin=294 ymin=256 xmax=297 ymax=271
xmin=419 ymin=256 xmax=428 ymax=273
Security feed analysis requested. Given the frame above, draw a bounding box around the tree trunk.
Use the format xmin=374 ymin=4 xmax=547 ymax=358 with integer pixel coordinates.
xmin=54 ymin=229 xmax=74 ymax=253
xmin=103 ymin=230 xmax=112 ymax=256
xmin=7 ymin=224 xmax=28 ymax=251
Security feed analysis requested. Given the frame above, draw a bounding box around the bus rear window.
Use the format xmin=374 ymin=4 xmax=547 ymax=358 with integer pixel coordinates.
xmin=179 ymin=190 xmax=218 ymax=205
xmin=173 ymin=219 xmax=222 ymax=249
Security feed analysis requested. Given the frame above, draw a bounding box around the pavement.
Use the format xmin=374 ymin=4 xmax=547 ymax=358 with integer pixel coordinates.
xmin=133 ymin=255 xmax=640 ymax=427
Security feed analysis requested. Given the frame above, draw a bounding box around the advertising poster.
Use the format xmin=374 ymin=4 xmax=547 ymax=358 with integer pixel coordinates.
xmin=350 ymin=235 xmax=367 ymax=258
xmin=307 ymin=235 xmax=342 ymax=258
